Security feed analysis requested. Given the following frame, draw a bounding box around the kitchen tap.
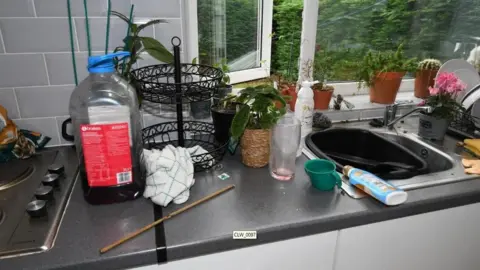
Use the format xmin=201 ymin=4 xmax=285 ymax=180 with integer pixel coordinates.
xmin=386 ymin=105 xmax=433 ymax=130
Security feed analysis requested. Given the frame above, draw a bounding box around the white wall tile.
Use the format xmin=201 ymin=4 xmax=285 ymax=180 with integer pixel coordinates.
xmin=15 ymin=85 xmax=74 ymax=118
xmin=0 ymin=54 xmax=48 ymax=87
xmin=0 ymin=0 xmax=35 ymax=17
xmin=153 ymin=19 xmax=183 ymax=51
xmin=13 ymin=117 xmax=60 ymax=146
xmin=0 ymin=18 xmax=76 ymax=53
xmin=0 ymin=88 xmax=20 ymax=119
xmin=131 ymin=0 xmax=181 ymax=18
xmin=75 ymin=18 xmax=154 ymax=52
xmin=45 ymin=52 xmax=102 ymax=85
xmin=34 ymin=0 xmax=131 ymax=17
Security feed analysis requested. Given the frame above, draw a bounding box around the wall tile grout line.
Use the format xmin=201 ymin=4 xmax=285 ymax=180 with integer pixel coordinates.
xmin=11 ymin=88 xmax=22 ymax=119
xmin=14 ymin=84 xmax=76 ymax=89
xmin=42 ymin=53 xmax=51 ymax=85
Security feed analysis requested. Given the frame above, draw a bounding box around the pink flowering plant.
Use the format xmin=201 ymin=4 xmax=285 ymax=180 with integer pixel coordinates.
xmin=422 ymin=72 xmax=466 ymax=120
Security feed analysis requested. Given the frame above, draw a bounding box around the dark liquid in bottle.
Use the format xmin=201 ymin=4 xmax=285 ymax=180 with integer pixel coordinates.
xmin=79 ymin=154 xmax=145 ymax=205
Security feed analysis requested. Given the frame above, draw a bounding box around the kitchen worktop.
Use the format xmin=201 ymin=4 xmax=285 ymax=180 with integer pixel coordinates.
xmin=3 ymin=132 xmax=480 ymax=270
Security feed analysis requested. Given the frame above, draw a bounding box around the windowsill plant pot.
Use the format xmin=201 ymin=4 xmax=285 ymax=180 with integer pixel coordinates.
xmin=418 ymin=113 xmax=450 ymax=141
xmin=211 ymin=95 xmax=238 ymax=143
xmin=281 ymin=84 xmax=297 ymax=111
xmin=191 ymin=99 xmax=212 ymax=119
xmin=230 ymin=85 xmax=288 ymax=168
xmin=418 ymin=72 xmax=466 ymax=141
xmin=369 ymin=72 xmax=405 ymax=104
xmin=356 ymin=45 xmax=417 ymax=105
xmin=213 ymin=84 xmax=233 ymax=106
xmin=313 ymin=85 xmax=334 ymax=110
xmin=414 ymin=59 xmax=442 ymax=99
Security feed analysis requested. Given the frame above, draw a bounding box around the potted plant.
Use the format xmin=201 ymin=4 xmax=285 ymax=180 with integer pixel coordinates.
xmin=356 ymin=45 xmax=417 ymax=104
xmin=278 ymin=74 xmax=298 ymax=111
xmin=312 ymin=49 xmax=335 ymax=110
xmin=111 ymin=11 xmax=173 ymax=105
xmin=211 ymin=94 xmax=238 ymax=143
xmin=419 ymin=72 xmax=466 ymax=140
xmin=213 ymin=58 xmax=232 ymax=104
xmin=415 ymin=59 xmax=442 ymax=98
xmin=230 ymin=85 xmax=288 ymax=168
xmin=191 ymin=59 xmax=231 ymax=119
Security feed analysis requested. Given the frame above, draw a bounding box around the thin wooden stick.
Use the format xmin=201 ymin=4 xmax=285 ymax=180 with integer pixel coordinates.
xmin=99 ymin=184 xmax=235 ymax=254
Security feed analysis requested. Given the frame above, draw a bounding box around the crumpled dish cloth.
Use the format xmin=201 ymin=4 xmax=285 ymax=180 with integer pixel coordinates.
xmin=143 ymin=145 xmax=213 ymax=207
xmin=0 ymin=105 xmax=50 ymax=163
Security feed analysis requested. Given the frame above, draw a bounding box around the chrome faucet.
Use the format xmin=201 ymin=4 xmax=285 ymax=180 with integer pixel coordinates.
xmin=386 ymin=105 xmax=433 ymax=130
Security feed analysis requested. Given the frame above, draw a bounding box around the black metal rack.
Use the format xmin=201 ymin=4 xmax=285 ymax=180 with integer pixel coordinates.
xmin=448 ymin=109 xmax=480 ymax=139
xmin=133 ymin=37 xmax=228 ymax=172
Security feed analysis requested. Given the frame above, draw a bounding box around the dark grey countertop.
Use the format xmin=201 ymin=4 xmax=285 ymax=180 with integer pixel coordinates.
xmin=3 ymin=142 xmax=480 ymax=269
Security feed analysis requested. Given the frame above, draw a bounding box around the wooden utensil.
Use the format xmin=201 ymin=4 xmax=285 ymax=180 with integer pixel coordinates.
xmin=100 ymin=184 xmax=235 ymax=254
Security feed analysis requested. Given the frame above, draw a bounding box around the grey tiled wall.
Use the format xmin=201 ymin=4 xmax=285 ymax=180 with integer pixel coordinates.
xmin=0 ymin=0 xmax=184 ymax=146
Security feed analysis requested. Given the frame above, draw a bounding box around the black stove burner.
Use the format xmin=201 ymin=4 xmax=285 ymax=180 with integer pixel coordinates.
xmin=0 ymin=159 xmax=34 ymax=190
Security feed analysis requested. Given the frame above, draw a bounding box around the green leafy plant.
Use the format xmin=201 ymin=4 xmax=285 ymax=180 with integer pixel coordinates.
xmin=355 ymin=45 xmax=418 ymax=89
xmin=312 ymin=50 xmax=336 ymax=91
xmin=214 ymin=94 xmax=238 ymax=111
xmin=213 ymin=58 xmax=231 ymax=87
xmin=418 ymin=58 xmax=442 ymax=70
xmin=230 ymin=85 xmax=288 ymax=139
xmin=111 ymin=11 xmax=173 ymax=80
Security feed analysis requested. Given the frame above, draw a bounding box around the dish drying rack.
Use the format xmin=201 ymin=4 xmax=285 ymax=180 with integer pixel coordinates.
xmin=448 ymin=110 xmax=480 ymax=139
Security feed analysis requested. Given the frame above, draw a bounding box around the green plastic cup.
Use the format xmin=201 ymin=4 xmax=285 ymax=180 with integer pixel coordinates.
xmin=304 ymin=159 xmax=342 ymax=191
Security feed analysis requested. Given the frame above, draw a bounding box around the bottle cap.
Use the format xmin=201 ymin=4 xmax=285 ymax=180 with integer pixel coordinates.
xmin=88 ymin=52 xmax=130 ymax=73
xmin=343 ymin=165 xmax=353 ymax=177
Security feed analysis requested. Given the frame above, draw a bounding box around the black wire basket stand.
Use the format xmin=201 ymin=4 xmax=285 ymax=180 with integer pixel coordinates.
xmin=448 ymin=109 xmax=480 ymax=139
xmin=134 ymin=37 xmax=228 ymax=172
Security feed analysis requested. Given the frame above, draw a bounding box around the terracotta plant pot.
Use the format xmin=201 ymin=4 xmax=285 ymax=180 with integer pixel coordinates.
xmin=281 ymin=84 xmax=297 ymax=111
xmin=313 ymin=89 xmax=333 ymax=110
xmin=369 ymin=72 xmax=405 ymax=104
xmin=240 ymin=128 xmax=271 ymax=168
xmin=414 ymin=69 xmax=438 ymax=98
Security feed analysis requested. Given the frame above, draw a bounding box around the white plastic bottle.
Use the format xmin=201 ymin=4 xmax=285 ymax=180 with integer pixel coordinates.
xmin=295 ymin=80 xmax=318 ymax=157
xmin=69 ymin=52 xmax=144 ymax=204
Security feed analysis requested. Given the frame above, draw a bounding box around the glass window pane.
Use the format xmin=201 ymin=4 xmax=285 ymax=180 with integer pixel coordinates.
xmin=198 ymin=0 xmax=262 ymax=71
xmin=315 ymin=0 xmax=480 ymax=82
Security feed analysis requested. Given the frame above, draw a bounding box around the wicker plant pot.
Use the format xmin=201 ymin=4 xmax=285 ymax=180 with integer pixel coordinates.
xmin=240 ymin=128 xmax=271 ymax=168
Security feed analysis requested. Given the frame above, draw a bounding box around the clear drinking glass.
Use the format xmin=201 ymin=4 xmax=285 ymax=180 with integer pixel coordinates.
xmin=269 ymin=114 xmax=301 ymax=181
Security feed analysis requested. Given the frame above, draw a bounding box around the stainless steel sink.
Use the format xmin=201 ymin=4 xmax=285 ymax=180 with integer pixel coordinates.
xmin=303 ymin=117 xmax=478 ymax=196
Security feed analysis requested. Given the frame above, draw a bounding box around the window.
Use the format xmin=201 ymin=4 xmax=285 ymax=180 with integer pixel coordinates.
xmin=184 ymin=0 xmax=273 ymax=84
xmin=300 ymin=0 xmax=480 ymax=96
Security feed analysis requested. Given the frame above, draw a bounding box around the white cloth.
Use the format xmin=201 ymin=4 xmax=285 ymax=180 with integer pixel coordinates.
xmin=143 ymin=145 xmax=212 ymax=206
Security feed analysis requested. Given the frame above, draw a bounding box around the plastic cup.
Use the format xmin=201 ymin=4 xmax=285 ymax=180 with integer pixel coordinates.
xmin=269 ymin=114 xmax=301 ymax=181
xmin=304 ymin=159 xmax=342 ymax=191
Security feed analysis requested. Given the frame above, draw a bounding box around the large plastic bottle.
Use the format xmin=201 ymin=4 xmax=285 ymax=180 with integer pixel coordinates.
xmin=295 ymin=80 xmax=318 ymax=157
xmin=69 ymin=52 xmax=144 ymax=204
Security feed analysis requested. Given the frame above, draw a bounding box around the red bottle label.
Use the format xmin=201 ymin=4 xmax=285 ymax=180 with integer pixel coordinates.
xmin=80 ymin=123 xmax=132 ymax=187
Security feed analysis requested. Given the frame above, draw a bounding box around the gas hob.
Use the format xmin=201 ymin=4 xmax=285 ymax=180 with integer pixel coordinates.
xmin=0 ymin=146 xmax=78 ymax=258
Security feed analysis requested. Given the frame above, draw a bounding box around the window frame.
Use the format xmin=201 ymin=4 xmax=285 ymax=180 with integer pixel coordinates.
xmin=298 ymin=0 xmax=415 ymax=98
xmin=183 ymin=0 xmax=273 ymax=84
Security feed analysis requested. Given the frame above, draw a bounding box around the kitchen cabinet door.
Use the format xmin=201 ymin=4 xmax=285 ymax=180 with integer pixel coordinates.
xmin=334 ymin=203 xmax=480 ymax=270
xmin=132 ymin=231 xmax=337 ymax=270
